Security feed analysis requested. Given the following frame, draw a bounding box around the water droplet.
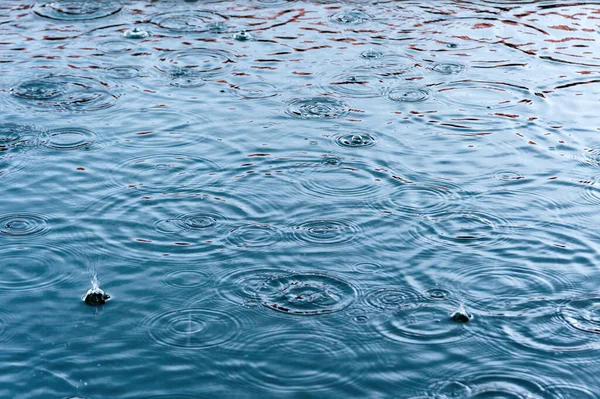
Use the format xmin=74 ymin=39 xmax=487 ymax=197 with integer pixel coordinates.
xmin=123 ymin=27 xmax=150 ymax=39
xmin=233 ymin=30 xmax=253 ymax=41
xmin=336 ymin=133 xmax=376 ymax=148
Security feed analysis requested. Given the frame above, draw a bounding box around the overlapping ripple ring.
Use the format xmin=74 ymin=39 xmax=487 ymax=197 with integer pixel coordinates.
xmin=226 ymin=223 xmax=282 ymax=249
xmin=226 ymin=328 xmax=361 ymax=393
xmin=372 ymin=301 xmax=474 ymax=344
xmin=111 ymin=154 xmax=222 ymax=191
xmin=10 ymin=75 xmax=117 ymax=112
xmin=0 ymin=243 xmax=76 ymax=292
xmin=291 ymin=219 xmax=359 ymax=246
xmin=42 ymin=127 xmax=98 ymax=150
xmin=299 ymin=160 xmax=384 ymax=199
xmin=217 ymin=267 xmax=292 ymax=308
xmin=156 ymin=49 xmax=236 ymax=87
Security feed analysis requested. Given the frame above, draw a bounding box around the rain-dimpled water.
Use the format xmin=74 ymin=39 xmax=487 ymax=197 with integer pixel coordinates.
xmin=1 ymin=0 xmax=600 ymax=397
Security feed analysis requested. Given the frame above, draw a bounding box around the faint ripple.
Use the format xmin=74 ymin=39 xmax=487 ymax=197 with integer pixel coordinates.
xmin=150 ymin=11 xmax=228 ymax=33
xmin=0 ymin=310 xmax=16 ymax=343
xmin=260 ymin=273 xmax=357 ymax=315
xmin=161 ymin=269 xmax=212 ymax=289
xmin=372 ymin=301 xmax=473 ymax=344
xmin=230 ymin=82 xmax=279 ymax=99
xmin=227 ymin=328 xmax=361 ymax=393
xmin=226 ymin=223 xmax=282 ymax=248
xmin=328 ymin=10 xmax=373 ymax=25
xmin=34 ymin=0 xmax=123 ymax=21
xmin=0 ymin=214 xmax=50 ymax=237
xmin=41 ymin=127 xmax=98 ymax=150
xmin=491 ymin=170 xmax=526 ymax=182
xmin=373 ymin=181 xmax=462 ymax=215
xmin=388 ymin=87 xmax=430 ymax=103
xmin=105 ymin=66 xmax=144 ymax=80
xmin=105 ymin=108 xmax=214 ymax=149
xmin=0 ymin=243 xmax=76 ymax=292
xmin=352 ymin=262 xmax=383 ymax=274
xmin=81 ymin=191 xmax=243 ymax=261
xmin=218 ymin=266 xmax=292 ymax=308
xmin=365 ymin=287 xmax=421 ymax=310
xmin=321 ymin=70 xmax=389 ymax=98
xmin=433 ymin=80 xmax=532 ymax=110
xmin=9 ymin=75 xmax=117 ymax=112
xmin=156 ymin=49 xmax=236 ymax=87
xmin=335 ymin=132 xmax=377 ymax=148
xmin=143 ymin=308 xmax=240 ymax=350
xmin=291 ymin=219 xmax=359 ymax=245
xmin=111 ymin=154 xmax=222 ymax=191
xmin=431 ymin=368 xmax=548 ymax=398
xmin=299 ymin=160 xmax=384 ymax=198
xmin=408 ymin=210 xmax=512 ymax=249
xmin=285 ymin=97 xmax=350 ymax=119
xmin=450 ymin=263 xmax=583 ymax=311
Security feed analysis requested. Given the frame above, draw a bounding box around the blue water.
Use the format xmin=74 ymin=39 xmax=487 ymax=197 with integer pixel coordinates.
xmin=1 ymin=0 xmax=600 ymax=397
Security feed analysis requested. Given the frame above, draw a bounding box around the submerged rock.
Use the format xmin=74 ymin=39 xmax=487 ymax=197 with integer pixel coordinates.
xmin=450 ymin=304 xmax=472 ymax=323
xmin=82 ymin=286 xmax=110 ymax=306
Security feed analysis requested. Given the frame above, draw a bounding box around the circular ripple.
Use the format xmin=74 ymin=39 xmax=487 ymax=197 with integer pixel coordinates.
xmin=492 ymin=170 xmax=526 ymax=182
xmin=299 ymin=160 xmax=383 ymax=198
xmin=430 ymin=62 xmax=467 ymax=75
xmin=424 ymin=288 xmax=454 ymax=301
xmin=329 ymin=10 xmax=373 ymax=25
xmin=111 ymin=154 xmax=221 ymax=191
xmin=409 ymin=211 xmax=511 ymax=249
xmin=285 ymin=97 xmax=349 ymax=119
xmin=218 ymin=267 xmax=292 ymax=307
xmin=226 ymin=223 xmax=281 ymax=248
xmin=105 ymin=66 xmax=143 ymax=80
xmin=230 ymin=82 xmax=279 ymax=99
xmin=144 ymin=308 xmax=239 ymax=349
xmin=434 ymin=80 xmax=531 ymax=110
xmin=388 ymin=87 xmax=430 ymax=103
xmin=154 ymin=213 xmax=219 ymax=234
xmin=150 ymin=11 xmax=228 ymax=33
xmin=335 ymin=133 xmax=376 ymax=148
xmin=260 ymin=273 xmax=357 ymax=315
xmin=373 ymin=301 xmax=473 ymax=344
xmin=377 ymin=182 xmax=461 ymax=215
xmin=432 ymin=369 xmax=548 ymax=398
xmin=352 ymin=262 xmax=383 ymax=274
xmin=0 ymin=214 xmax=49 ymax=237
xmin=228 ymin=328 xmax=360 ymax=393
xmin=34 ymin=0 xmax=122 ymax=21
xmin=562 ymin=298 xmax=600 ymax=335
xmin=157 ymin=49 xmax=236 ymax=87
xmin=365 ymin=287 xmax=421 ymax=310
xmin=292 ymin=219 xmax=358 ymax=245
xmin=0 ymin=243 xmax=76 ymax=292
xmin=10 ymin=75 xmax=117 ymax=112
xmin=161 ymin=269 xmax=212 ymax=289
xmin=41 ymin=127 xmax=97 ymax=150
xmin=323 ymin=71 xmax=388 ymax=98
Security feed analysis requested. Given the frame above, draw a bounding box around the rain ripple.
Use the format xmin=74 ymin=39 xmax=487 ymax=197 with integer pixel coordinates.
xmin=33 ymin=0 xmax=123 ymax=21
xmin=285 ymin=97 xmax=350 ymax=119
xmin=150 ymin=11 xmax=228 ymax=34
xmin=0 ymin=214 xmax=50 ymax=237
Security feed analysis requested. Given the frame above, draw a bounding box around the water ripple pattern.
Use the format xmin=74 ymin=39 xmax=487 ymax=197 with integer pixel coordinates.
xmin=0 ymin=214 xmax=50 ymax=237
xmin=9 ymin=75 xmax=118 ymax=112
xmin=259 ymin=273 xmax=357 ymax=315
xmin=33 ymin=0 xmax=123 ymax=21
xmin=285 ymin=97 xmax=350 ymax=119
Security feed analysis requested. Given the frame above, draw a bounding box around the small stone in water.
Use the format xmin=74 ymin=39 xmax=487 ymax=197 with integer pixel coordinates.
xmin=450 ymin=304 xmax=472 ymax=323
xmin=82 ymin=286 xmax=111 ymax=306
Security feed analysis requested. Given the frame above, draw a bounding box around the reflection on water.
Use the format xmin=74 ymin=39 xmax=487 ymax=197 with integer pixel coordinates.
xmin=1 ymin=0 xmax=600 ymax=397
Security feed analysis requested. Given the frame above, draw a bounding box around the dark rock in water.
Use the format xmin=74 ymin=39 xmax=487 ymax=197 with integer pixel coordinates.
xmin=450 ymin=304 xmax=472 ymax=323
xmin=82 ymin=286 xmax=110 ymax=306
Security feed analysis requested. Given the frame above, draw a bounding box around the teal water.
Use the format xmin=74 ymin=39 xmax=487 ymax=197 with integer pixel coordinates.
xmin=1 ymin=0 xmax=600 ymax=397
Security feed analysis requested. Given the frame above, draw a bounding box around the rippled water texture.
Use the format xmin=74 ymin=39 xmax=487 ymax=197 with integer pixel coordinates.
xmin=2 ymin=0 xmax=600 ymax=397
